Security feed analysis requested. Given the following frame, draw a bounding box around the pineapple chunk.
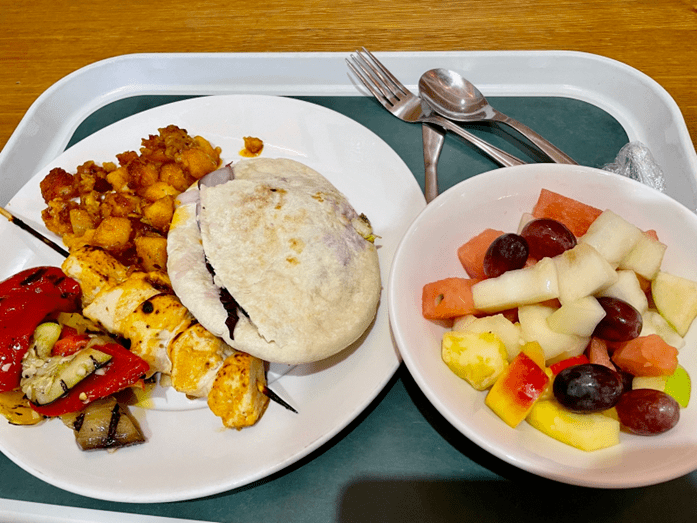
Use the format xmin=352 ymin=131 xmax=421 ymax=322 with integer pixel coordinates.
xmin=526 ymin=400 xmax=620 ymax=452
xmin=441 ymin=331 xmax=508 ymax=390
xmin=452 ymin=314 xmax=522 ymax=361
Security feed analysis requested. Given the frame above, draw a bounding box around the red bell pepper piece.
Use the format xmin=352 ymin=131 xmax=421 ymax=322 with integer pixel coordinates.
xmin=52 ymin=333 xmax=91 ymax=356
xmin=30 ymin=342 xmax=150 ymax=416
xmin=0 ymin=267 xmax=81 ymax=391
xmin=549 ymin=354 xmax=590 ymax=375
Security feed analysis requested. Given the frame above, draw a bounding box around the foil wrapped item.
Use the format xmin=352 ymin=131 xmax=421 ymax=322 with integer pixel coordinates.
xmin=603 ymin=141 xmax=666 ymax=192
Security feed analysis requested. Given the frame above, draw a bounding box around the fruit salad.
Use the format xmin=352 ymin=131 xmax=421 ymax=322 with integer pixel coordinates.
xmin=422 ymin=189 xmax=693 ymax=451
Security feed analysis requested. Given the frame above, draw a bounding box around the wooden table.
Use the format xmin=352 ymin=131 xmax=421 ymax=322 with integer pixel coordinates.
xmin=1 ymin=0 xmax=696 ymax=155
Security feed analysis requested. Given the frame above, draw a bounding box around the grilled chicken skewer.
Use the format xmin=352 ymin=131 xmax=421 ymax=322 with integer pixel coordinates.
xmin=62 ymin=245 xmax=272 ymax=428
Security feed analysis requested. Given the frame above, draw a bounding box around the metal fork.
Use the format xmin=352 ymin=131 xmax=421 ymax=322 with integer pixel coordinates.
xmin=347 ymin=48 xmax=525 ymax=168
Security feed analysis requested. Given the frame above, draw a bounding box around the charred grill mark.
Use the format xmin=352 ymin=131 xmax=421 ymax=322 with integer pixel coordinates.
xmin=144 ymin=278 xmax=174 ymax=294
xmin=74 ymin=412 xmax=85 ymax=431
xmin=106 ymin=403 xmax=121 ymax=448
xmin=20 ymin=268 xmax=47 ymax=286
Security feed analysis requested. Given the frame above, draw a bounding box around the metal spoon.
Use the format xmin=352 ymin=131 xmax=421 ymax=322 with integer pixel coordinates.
xmin=419 ymin=68 xmax=577 ymax=165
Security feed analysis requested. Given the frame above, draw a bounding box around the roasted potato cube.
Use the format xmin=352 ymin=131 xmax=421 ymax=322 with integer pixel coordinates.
xmin=135 ymin=235 xmax=168 ymax=272
xmin=41 ymin=199 xmax=78 ymax=236
xmin=101 ymin=192 xmax=141 ymax=218
xmin=128 ymin=158 xmax=159 ymax=189
xmin=194 ymin=135 xmax=222 ymax=160
xmin=69 ymin=208 xmax=96 ymax=237
xmin=159 ymin=163 xmax=194 ymax=192
xmin=93 ymin=217 xmax=132 ymax=250
xmin=142 ymin=195 xmax=175 ymax=232
xmin=140 ymin=181 xmax=179 ymax=203
xmin=106 ymin=166 xmax=130 ymax=192
xmin=39 ymin=167 xmax=78 ymax=203
xmin=116 ymin=150 xmax=138 ymax=166
xmin=242 ymin=136 xmax=264 ymax=156
xmin=176 ymin=147 xmax=219 ymax=180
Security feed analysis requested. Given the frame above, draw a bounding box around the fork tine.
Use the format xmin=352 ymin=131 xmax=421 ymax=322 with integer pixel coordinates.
xmin=347 ymin=52 xmax=396 ymax=106
xmin=358 ymin=48 xmax=409 ymax=97
xmin=346 ymin=56 xmax=388 ymax=105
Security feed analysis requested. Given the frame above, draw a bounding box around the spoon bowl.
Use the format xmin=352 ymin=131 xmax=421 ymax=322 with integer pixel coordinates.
xmin=418 ymin=68 xmax=577 ymax=164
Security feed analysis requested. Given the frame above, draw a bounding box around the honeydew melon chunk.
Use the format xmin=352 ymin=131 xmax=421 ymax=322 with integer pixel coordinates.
xmin=546 ymin=296 xmax=606 ymax=337
xmin=632 ymin=375 xmax=667 ymax=392
xmin=526 ymin=399 xmax=620 ymax=451
xmin=453 ymin=313 xmax=523 ymax=361
xmin=579 ymin=209 xmax=643 ymax=265
xmin=471 ymin=257 xmax=559 ymax=313
xmin=664 ymin=365 xmax=691 ymax=408
xmin=640 ymin=310 xmax=685 ymax=350
xmin=596 ymin=269 xmax=649 ymax=314
xmin=652 ymin=271 xmax=697 ymax=336
xmin=553 ymin=243 xmax=618 ymax=305
xmin=619 ymin=231 xmax=666 ymax=280
xmin=518 ymin=304 xmax=589 ymax=362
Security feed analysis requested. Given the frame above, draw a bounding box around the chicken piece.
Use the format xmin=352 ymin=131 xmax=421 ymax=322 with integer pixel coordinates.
xmin=63 ymin=246 xmax=268 ymax=428
xmin=168 ymin=322 xmax=232 ymax=397
xmin=62 ymin=245 xmax=130 ymax=307
xmin=83 ymin=271 xmax=171 ymax=334
xmin=208 ymin=352 xmax=269 ymax=429
xmin=120 ymin=293 xmax=192 ymax=376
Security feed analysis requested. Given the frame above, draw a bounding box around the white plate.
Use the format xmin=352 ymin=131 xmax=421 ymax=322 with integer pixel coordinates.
xmin=388 ymin=164 xmax=697 ymax=489
xmin=0 ymin=94 xmax=426 ymax=502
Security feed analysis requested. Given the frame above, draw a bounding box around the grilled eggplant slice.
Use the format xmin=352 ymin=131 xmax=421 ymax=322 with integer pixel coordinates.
xmin=62 ymin=396 xmax=145 ymax=450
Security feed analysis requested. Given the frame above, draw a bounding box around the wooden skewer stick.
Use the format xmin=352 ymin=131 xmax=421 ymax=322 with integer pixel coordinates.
xmin=0 ymin=206 xmax=69 ymax=258
xmin=259 ymin=383 xmax=298 ymax=414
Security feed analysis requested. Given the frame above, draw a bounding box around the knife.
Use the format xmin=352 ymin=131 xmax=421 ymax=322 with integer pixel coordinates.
xmin=422 ymin=123 xmax=446 ymax=203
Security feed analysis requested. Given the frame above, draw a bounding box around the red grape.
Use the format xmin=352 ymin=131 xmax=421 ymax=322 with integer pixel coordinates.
xmin=593 ymin=297 xmax=643 ymax=341
xmin=553 ymin=364 xmax=624 ymax=412
xmin=520 ymin=218 xmax=576 ymax=259
xmin=483 ymin=233 xmax=529 ymax=278
xmin=615 ymin=389 xmax=680 ymax=435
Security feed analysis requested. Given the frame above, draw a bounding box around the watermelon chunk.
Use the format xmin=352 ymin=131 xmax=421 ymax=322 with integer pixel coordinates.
xmin=532 ymin=189 xmax=602 ymax=237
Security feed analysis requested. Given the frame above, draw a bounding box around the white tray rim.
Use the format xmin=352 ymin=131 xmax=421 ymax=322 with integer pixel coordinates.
xmin=1 ymin=50 xmax=696 ymax=209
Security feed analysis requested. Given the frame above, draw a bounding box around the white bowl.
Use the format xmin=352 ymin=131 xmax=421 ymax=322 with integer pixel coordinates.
xmin=388 ymin=164 xmax=697 ymax=488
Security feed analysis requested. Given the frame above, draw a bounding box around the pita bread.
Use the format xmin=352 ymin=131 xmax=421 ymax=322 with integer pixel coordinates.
xmin=167 ymin=158 xmax=381 ymax=364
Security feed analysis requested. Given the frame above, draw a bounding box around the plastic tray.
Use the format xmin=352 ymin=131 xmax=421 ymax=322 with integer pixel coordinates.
xmin=1 ymin=51 xmax=697 ymax=522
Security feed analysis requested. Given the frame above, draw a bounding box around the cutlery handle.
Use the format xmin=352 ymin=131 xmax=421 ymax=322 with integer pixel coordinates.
xmin=422 ymin=124 xmax=446 ymax=203
xmin=493 ymin=112 xmax=577 ymax=164
xmin=426 ymin=115 xmax=526 ymax=168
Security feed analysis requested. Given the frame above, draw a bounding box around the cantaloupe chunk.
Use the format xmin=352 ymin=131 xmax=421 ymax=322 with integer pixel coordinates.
xmin=422 ymin=277 xmax=481 ymax=320
xmin=457 ymin=229 xmax=504 ymax=279
xmin=531 ymin=189 xmax=602 ymax=238
xmin=526 ymin=400 xmax=620 ymax=451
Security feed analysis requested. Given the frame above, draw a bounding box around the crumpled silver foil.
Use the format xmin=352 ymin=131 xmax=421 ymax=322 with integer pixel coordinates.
xmin=602 ymin=141 xmax=666 ymax=192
